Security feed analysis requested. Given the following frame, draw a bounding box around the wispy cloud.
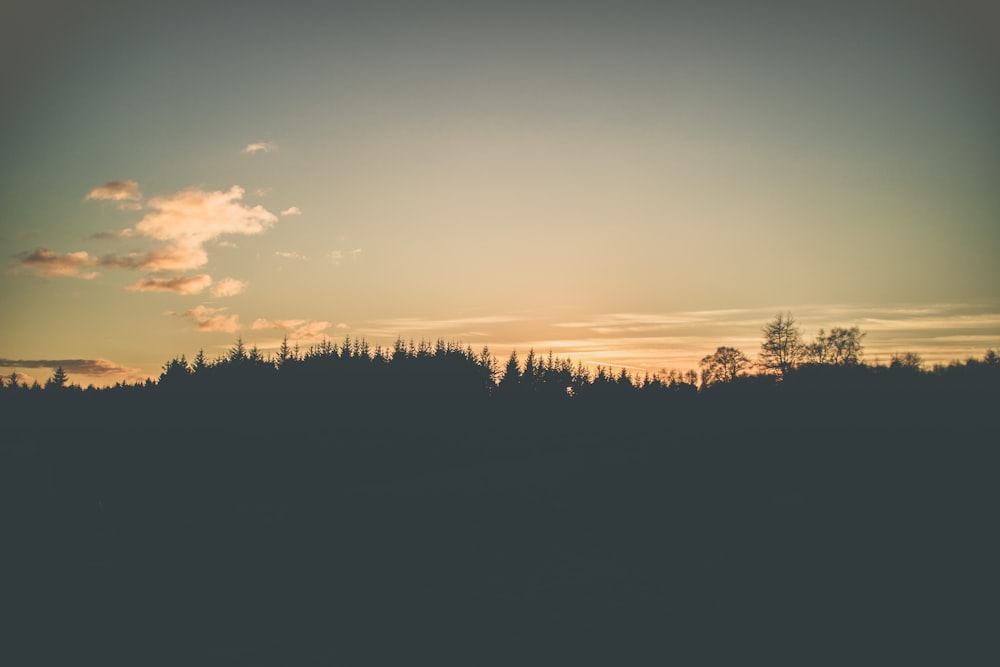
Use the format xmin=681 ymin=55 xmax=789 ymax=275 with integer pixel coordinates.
xmin=280 ymin=206 xmax=301 ymax=216
xmin=363 ymin=315 xmax=521 ymax=340
xmin=84 ymin=180 xmax=143 ymax=210
xmin=538 ymin=303 xmax=1000 ymax=370
xmin=251 ymin=318 xmax=331 ymax=341
xmin=275 ymin=250 xmax=306 ymax=260
xmin=0 ymin=357 xmax=139 ymax=377
xmin=210 ymin=277 xmax=246 ymax=297
xmin=182 ymin=305 xmax=240 ymax=333
xmin=328 ymin=248 xmax=362 ymax=264
xmin=243 ymin=141 xmax=277 ymax=154
xmin=99 ymin=246 xmax=209 ymax=273
xmin=14 ymin=248 xmax=99 ymax=279
xmin=127 ymin=274 xmax=213 ymax=295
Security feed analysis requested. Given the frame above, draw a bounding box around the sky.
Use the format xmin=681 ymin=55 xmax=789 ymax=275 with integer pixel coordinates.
xmin=2 ymin=0 xmax=999 ymax=386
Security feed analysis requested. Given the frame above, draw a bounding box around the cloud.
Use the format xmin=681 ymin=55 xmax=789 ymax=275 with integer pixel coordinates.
xmin=275 ymin=250 xmax=306 ymax=260
xmin=280 ymin=206 xmax=302 ymax=216
xmin=328 ymin=248 xmax=362 ymax=264
xmin=211 ymin=277 xmax=247 ymax=297
xmin=91 ymin=230 xmax=131 ymax=240
xmin=126 ymin=274 xmax=213 ymax=295
xmin=244 ymin=141 xmax=277 ymax=154
xmin=100 ymin=185 xmax=276 ymax=273
xmin=0 ymin=357 xmax=139 ymax=377
xmin=100 ymin=246 xmax=210 ymax=273
xmin=85 ymin=180 xmax=143 ymax=209
xmin=15 ymin=248 xmax=99 ymax=279
xmin=372 ymin=315 xmax=520 ymax=332
xmin=251 ymin=318 xmax=331 ymax=341
xmin=183 ymin=305 xmax=240 ymax=333
xmin=135 ymin=186 xmax=276 ymax=246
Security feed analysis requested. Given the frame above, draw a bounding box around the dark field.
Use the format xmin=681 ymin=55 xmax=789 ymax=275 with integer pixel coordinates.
xmin=3 ymin=388 xmax=996 ymax=665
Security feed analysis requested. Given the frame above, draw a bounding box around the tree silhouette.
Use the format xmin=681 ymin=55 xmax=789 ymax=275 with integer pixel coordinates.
xmin=158 ymin=355 xmax=191 ymax=390
xmin=46 ymin=365 xmax=68 ymax=390
xmin=890 ymin=352 xmax=923 ymax=372
xmin=807 ymin=326 xmax=865 ymax=366
xmin=760 ymin=313 xmax=803 ymax=377
xmin=498 ymin=350 xmax=520 ymax=394
xmin=700 ymin=346 xmax=752 ymax=387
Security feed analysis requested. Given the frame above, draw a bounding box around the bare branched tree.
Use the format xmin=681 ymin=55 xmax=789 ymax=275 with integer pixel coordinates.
xmin=700 ymin=346 xmax=752 ymax=387
xmin=760 ymin=313 xmax=803 ymax=377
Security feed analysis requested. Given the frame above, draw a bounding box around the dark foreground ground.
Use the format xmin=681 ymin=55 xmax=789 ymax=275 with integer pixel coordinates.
xmin=2 ymin=388 xmax=997 ymax=665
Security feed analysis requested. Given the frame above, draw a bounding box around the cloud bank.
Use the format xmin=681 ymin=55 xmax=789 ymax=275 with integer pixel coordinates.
xmin=17 ymin=184 xmax=275 ymax=297
xmin=0 ymin=357 xmax=139 ymax=377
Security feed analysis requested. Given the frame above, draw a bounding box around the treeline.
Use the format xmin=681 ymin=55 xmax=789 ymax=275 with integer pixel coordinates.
xmin=3 ymin=314 xmax=998 ymax=400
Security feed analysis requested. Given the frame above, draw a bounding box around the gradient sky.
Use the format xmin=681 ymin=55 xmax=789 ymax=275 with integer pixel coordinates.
xmin=2 ymin=0 xmax=998 ymax=386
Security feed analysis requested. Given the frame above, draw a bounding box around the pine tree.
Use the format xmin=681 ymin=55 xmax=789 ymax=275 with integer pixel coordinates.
xmin=193 ymin=349 xmax=208 ymax=373
xmin=498 ymin=350 xmax=520 ymax=393
xmin=46 ymin=366 xmax=68 ymax=390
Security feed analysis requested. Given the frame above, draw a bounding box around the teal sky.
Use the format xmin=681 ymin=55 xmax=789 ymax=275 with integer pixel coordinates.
xmin=2 ymin=0 xmax=998 ymax=385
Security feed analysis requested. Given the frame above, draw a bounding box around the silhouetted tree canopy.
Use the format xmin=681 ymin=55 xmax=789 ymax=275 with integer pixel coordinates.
xmin=759 ymin=313 xmax=804 ymax=377
xmin=700 ymin=346 xmax=752 ymax=387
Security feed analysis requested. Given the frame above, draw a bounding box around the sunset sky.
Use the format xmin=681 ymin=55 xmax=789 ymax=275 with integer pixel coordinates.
xmin=2 ymin=0 xmax=998 ymax=386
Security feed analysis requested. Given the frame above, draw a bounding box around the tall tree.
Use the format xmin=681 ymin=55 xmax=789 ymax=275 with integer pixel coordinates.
xmin=46 ymin=366 xmax=68 ymax=390
xmin=276 ymin=335 xmax=292 ymax=368
xmin=498 ymin=350 xmax=520 ymax=393
xmin=700 ymin=346 xmax=752 ymax=387
xmin=760 ymin=313 xmax=803 ymax=377
xmin=826 ymin=327 xmax=865 ymax=365
xmin=192 ymin=348 xmax=208 ymax=373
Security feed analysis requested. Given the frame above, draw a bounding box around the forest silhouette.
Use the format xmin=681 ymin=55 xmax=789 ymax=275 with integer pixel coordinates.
xmin=2 ymin=315 xmax=998 ymax=665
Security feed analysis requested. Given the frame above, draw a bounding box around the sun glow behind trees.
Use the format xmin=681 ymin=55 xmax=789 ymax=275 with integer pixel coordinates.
xmin=1 ymin=1 xmax=998 ymax=388
xmin=5 ymin=313 xmax=997 ymax=398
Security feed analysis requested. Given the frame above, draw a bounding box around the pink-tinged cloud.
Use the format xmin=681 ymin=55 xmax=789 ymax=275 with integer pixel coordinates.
xmin=136 ymin=186 xmax=276 ymax=245
xmin=126 ymin=274 xmax=213 ymax=295
xmin=99 ymin=245 xmax=210 ymax=273
xmin=243 ymin=141 xmax=277 ymax=154
xmin=280 ymin=206 xmax=302 ymax=216
xmin=251 ymin=318 xmax=331 ymax=341
xmin=15 ymin=248 xmax=99 ymax=279
xmin=85 ymin=180 xmax=143 ymax=209
xmin=210 ymin=277 xmax=247 ymax=297
xmin=183 ymin=305 xmax=240 ymax=333
xmin=96 ymin=186 xmax=277 ymax=273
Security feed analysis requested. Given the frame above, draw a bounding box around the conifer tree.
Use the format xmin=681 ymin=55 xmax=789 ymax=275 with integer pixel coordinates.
xmin=499 ymin=350 xmax=520 ymax=393
xmin=46 ymin=366 xmax=68 ymax=390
